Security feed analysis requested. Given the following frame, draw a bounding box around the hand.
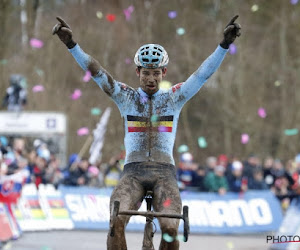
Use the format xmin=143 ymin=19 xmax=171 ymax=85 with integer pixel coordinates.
xmin=52 ymin=16 xmax=76 ymax=49
xmin=220 ymin=15 xmax=241 ymax=49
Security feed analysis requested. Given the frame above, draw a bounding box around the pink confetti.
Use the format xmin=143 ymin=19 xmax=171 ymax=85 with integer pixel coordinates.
xmin=241 ymin=134 xmax=249 ymax=144
xmin=77 ymin=127 xmax=89 ymax=136
xmin=257 ymin=107 xmax=267 ymax=118
xmin=168 ymin=11 xmax=177 ymax=19
xmin=71 ymin=89 xmax=82 ymax=100
xmin=30 ymin=38 xmax=44 ymax=48
xmin=140 ymin=96 xmax=148 ymax=104
xmin=83 ymin=71 xmax=91 ymax=82
xmin=123 ymin=5 xmax=134 ymax=21
xmin=32 ymin=85 xmax=44 ymax=92
xmin=229 ymin=44 xmax=237 ymax=54
xmin=158 ymin=126 xmax=169 ymax=132
xmin=88 ymin=195 xmax=96 ymax=203
xmin=163 ymin=198 xmax=172 ymax=208
xmin=125 ymin=58 xmax=132 ymax=64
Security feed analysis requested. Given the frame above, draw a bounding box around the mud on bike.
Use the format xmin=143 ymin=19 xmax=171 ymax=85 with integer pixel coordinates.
xmin=109 ymin=190 xmax=190 ymax=249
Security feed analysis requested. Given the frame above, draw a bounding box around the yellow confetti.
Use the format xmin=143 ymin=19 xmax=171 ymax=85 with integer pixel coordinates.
xmin=251 ymin=4 xmax=259 ymax=12
xmin=274 ymin=80 xmax=281 ymax=87
xmin=227 ymin=241 xmax=234 ymax=249
xmin=159 ymin=80 xmax=172 ymax=90
xmin=96 ymin=11 xmax=103 ymax=19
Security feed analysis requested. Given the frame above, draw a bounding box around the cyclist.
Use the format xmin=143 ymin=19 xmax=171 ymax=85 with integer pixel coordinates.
xmin=53 ymin=15 xmax=241 ymax=250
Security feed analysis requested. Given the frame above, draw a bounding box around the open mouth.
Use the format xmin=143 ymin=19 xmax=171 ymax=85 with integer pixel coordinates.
xmin=146 ymin=85 xmax=156 ymax=90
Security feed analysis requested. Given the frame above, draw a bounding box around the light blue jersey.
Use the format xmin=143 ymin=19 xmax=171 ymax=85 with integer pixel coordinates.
xmin=69 ymin=45 xmax=228 ymax=165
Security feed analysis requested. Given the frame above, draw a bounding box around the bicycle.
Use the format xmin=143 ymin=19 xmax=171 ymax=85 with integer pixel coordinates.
xmin=109 ymin=190 xmax=190 ymax=249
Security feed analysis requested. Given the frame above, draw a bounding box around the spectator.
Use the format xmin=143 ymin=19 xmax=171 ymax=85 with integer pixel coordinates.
xmin=88 ymin=165 xmax=104 ymax=187
xmin=271 ymin=159 xmax=294 ymax=191
xmin=227 ymin=161 xmax=248 ymax=193
xmin=218 ymin=154 xmax=228 ymax=168
xmin=177 ymin=152 xmax=198 ymax=190
xmin=192 ymin=165 xmax=207 ymax=191
xmin=44 ymin=155 xmax=64 ymax=188
xmin=104 ymin=156 xmax=122 ymax=187
xmin=248 ymin=168 xmax=268 ymax=190
xmin=2 ymin=74 xmax=27 ymax=112
xmin=65 ymin=158 xmax=90 ymax=186
xmin=204 ymin=156 xmax=217 ymax=174
xmin=243 ymin=154 xmax=261 ymax=181
xmin=263 ymin=156 xmax=275 ymax=188
xmin=204 ymin=165 xmax=228 ymax=195
xmin=32 ymin=156 xmax=48 ymax=188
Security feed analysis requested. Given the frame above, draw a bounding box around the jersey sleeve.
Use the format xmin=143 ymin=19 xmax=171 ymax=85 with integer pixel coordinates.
xmin=68 ymin=44 xmax=131 ymax=111
xmin=170 ymin=45 xmax=228 ymax=109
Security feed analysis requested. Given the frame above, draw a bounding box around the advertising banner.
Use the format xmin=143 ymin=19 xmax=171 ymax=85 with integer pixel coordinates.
xmin=59 ymin=187 xmax=283 ymax=234
xmin=0 ymin=184 xmax=283 ymax=234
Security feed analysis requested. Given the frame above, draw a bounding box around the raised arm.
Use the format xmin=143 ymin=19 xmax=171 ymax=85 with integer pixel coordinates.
xmin=52 ymin=17 xmax=130 ymax=105
xmin=171 ymin=15 xmax=241 ymax=108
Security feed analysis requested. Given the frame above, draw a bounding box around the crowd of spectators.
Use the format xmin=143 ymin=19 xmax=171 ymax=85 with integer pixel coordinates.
xmin=1 ymin=136 xmax=300 ymax=210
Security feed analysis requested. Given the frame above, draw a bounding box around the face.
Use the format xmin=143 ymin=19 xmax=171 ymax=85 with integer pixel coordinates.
xmin=136 ymin=67 xmax=167 ymax=95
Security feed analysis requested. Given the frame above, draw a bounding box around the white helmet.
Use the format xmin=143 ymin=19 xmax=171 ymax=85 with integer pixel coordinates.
xmin=134 ymin=44 xmax=169 ymax=69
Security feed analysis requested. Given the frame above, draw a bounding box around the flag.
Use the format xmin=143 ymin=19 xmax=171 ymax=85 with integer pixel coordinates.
xmin=89 ymin=107 xmax=112 ymax=165
xmin=0 ymin=169 xmax=29 ymax=204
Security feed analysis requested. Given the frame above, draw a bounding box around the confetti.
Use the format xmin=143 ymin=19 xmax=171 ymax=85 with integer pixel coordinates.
xmin=198 ymin=137 xmax=207 ymax=148
xmin=0 ymin=59 xmax=8 ymax=65
xmin=178 ymin=144 xmax=189 ymax=153
xmin=176 ymin=27 xmax=185 ymax=36
xmin=140 ymin=96 xmax=148 ymax=104
xmin=96 ymin=11 xmax=103 ymax=19
xmin=251 ymin=4 xmax=259 ymax=12
xmin=30 ymin=38 xmax=44 ymax=48
xmin=284 ymin=128 xmax=299 ymax=136
xmin=168 ymin=11 xmax=177 ymax=19
xmin=125 ymin=58 xmax=132 ymax=64
xmin=106 ymin=14 xmax=116 ymax=22
xmin=83 ymin=71 xmax=91 ymax=82
xmin=124 ymin=5 xmax=134 ymax=21
xmin=291 ymin=0 xmax=298 ymax=4
xmin=32 ymin=85 xmax=44 ymax=92
xmin=35 ymin=68 xmax=44 ymax=77
xmin=71 ymin=89 xmax=82 ymax=100
xmin=77 ymin=127 xmax=89 ymax=136
xmin=158 ymin=126 xmax=169 ymax=132
xmin=257 ymin=107 xmax=267 ymax=118
xmin=151 ymin=115 xmax=158 ymax=122
xmin=159 ymin=80 xmax=171 ymax=90
xmin=163 ymin=198 xmax=172 ymax=207
xmin=274 ymin=80 xmax=281 ymax=87
xmin=241 ymin=134 xmax=249 ymax=144
xmin=229 ymin=44 xmax=237 ymax=55
xmin=91 ymin=108 xmax=101 ymax=116
xmin=162 ymin=233 xmax=174 ymax=243
xmin=227 ymin=241 xmax=234 ymax=249
xmin=176 ymin=235 xmax=186 ymax=242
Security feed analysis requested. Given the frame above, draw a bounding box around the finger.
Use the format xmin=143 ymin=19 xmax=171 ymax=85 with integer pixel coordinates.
xmin=61 ymin=27 xmax=72 ymax=35
xmin=226 ymin=15 xmax=239 ymax=27
xmin=52 ymin=23 xmax=62 ymax=35
xmin=234 ymin=23 xmax=241 ymax=29
xmin=224 ymin=25 xmax=235 ymax=34
xmin=56 ymin=16 xmax=70 ymax=28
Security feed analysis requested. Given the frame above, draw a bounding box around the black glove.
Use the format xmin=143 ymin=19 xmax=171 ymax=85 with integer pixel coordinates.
xmin=52 ymin=16 xmax=76 ymax=49
xmin=220 ymin=15 xmax=241 ymax=49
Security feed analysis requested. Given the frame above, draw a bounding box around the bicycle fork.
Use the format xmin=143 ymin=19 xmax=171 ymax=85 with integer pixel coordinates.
xmin=142 ymin=192 xmax=155 ymax=250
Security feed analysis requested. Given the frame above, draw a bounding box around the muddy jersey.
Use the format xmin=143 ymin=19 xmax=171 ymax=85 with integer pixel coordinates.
xmin=69 ymin=44 xmax=228 ymax=165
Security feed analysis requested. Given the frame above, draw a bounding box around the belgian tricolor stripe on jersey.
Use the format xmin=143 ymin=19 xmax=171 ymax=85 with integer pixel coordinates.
xmin=127 ymin=115 xmax=173 ymax=132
